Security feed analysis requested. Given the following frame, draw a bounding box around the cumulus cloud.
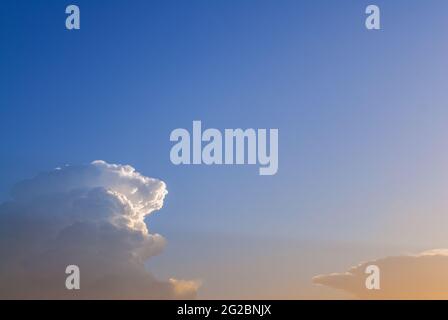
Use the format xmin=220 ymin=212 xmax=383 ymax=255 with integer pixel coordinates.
xmin=313 ymin=249 xmax=448 ymax=299
xmin=0 ymin=160 xmax=198 ymax=299
xmin=169 ymin=278 xmax=202 ymax=297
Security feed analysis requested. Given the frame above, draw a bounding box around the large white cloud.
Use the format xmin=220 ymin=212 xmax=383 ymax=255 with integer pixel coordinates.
xmin=0 ymin=160 xmax=199 ymax=299
xmin=313 ymin=249 xmax=448 ymax=299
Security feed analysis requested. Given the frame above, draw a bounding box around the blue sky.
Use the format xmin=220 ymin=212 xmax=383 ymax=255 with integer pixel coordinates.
xmin=2 ymin=0 xmax=448 ymax=298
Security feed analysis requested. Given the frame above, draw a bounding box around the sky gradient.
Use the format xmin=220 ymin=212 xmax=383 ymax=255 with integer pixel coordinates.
xmin=1 ymin=0 xmax=448 ymax=299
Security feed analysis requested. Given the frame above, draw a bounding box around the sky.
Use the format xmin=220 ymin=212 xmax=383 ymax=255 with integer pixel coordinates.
xmin=1 ymin=0 xmax=448 ymax=299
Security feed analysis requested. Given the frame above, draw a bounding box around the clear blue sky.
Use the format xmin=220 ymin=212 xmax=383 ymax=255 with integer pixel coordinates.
xmin=2 ymin=0 xmax=448 ymax=298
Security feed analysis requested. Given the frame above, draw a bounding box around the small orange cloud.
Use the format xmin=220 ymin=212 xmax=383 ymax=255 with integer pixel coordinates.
xmin=313 ymin=249 xmax=448 ymax=299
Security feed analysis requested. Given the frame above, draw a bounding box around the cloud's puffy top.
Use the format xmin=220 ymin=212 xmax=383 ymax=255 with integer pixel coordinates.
xmin=0 ymin=161 xmax=197 ymax=299
xmin=313 ymin=249 xmax=448 ymax=299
